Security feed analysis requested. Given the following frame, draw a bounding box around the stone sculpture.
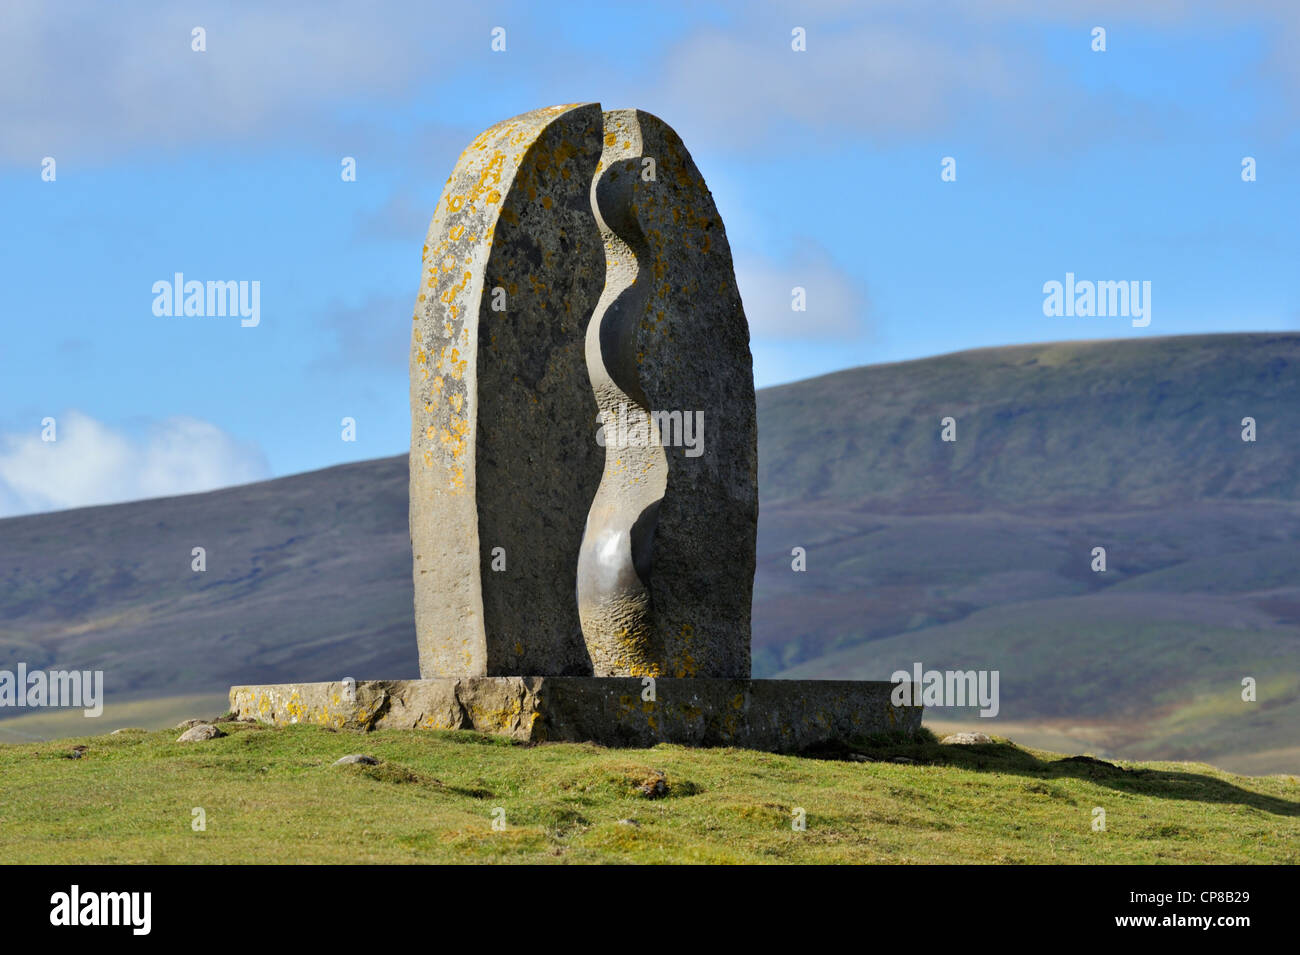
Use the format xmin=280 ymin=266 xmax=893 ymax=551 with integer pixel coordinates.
xmin=232 ymin=103 xmax=919 ymax=752
xmin=411 ymin=103 xmax=756 ymax=680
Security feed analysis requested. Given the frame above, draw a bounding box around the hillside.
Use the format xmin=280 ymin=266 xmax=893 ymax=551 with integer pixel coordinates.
xmin=756 ymin=332 xmax=1300 ymax=509
xmin=0 ymin=455 xmax=416 ymax=695
xmin=0 ymin=722 xmax=1294 ymax=864
xmin=750 ymin=334 xmax=1300 ymax=773
xmin=1 ymin=333 xmax=1297 ymax=771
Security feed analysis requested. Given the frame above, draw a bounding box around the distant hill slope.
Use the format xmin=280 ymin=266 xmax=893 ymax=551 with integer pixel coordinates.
xmin=2 ymin=333 xmax=1298 ymax=771
xmin=0 ymin=456 xmax=417 ymax=694
xmin=752 ymin=334 xmax=1300 ymax=772
xmin=757 ymin=333 xmax=1300 ymax=510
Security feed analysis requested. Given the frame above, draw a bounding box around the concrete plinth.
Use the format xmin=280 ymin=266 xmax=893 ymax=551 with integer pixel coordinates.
xmin=229 ymin=678 xmax=920 ymax=753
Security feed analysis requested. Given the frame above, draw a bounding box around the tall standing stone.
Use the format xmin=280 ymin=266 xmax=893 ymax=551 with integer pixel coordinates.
xmin=410 ymin=103 xmax=604 ymax=678
xmin=234 ymin=104 xmax=920 ymax=753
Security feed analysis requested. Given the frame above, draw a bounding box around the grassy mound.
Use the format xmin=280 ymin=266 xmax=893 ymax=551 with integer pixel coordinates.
xmin=1 ymin=721 xmax=1295 ymax=864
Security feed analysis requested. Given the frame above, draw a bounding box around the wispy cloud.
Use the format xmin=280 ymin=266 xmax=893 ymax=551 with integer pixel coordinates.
xmin=309 ymin=294 xmax=413 ymax=375
xmin=0 ymin=412 xmax=269 ymax=517
xmin=354 ymin=188 xmax=440 ymax=244
xmin=10 ymin=0 xmax=1298 ymax=167
xmin=658 ymin=21 xmax=1018 ymax=149
xmin=735 ymin=243 xmax=869 ymax=341
xmin=0 ymin=0 xmax=467 ymax=163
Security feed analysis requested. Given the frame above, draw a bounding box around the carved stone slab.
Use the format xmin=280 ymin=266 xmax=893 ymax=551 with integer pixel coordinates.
xmin=578 ymin=109 xmax=757 ymax=678
xmin=410 ymin=103 xmax=604 ymax=678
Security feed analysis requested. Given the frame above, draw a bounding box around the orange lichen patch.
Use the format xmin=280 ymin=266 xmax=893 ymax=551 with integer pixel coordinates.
xmin=441 ymin=270 xmax=472 ymax=304
xmin=440 ymin=345 xmax=468 ymax=379
xmin=440 ymin=417 xmax=469 ymax=461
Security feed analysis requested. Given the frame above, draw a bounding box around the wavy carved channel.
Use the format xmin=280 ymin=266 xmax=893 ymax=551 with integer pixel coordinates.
xmin=576 ymin=131 xmax=668 ymax=677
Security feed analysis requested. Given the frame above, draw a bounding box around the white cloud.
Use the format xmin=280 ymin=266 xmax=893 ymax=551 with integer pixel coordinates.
xmin=0 ymin=0 xmax=467 ymax=162
xmin=0 ymin=412 xmax=269 ymax=517
xmin=646 ymin=0 xmax=1300 ymax=154
xmin=659 ymin=22 xmax=1018 ymax=149
xmin=8 ymin=0 xmax=1298 ymax=165
xmin=735 ymin=244 xmax=869 ymax=340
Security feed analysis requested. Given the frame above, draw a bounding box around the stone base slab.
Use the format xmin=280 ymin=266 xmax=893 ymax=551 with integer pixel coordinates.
xmin=229 ymin=678 xmax=921 ymax=753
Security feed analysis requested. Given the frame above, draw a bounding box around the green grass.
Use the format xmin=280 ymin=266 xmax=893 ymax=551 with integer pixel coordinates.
xmin=1 ymin=721 xmax=1296 ymax=864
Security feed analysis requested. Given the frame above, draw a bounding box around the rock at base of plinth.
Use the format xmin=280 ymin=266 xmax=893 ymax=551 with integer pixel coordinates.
xmin=229 ymin=678 xmax=921 ymax=754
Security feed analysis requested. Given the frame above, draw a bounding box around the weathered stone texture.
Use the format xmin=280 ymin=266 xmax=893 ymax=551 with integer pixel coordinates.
xmin=410 ymin=103 xmax=605 ymax=679
xmin=577 ymin=109 xmax=757 ymax=679
xmin=230 ymin=679 xmax=918 ymax=752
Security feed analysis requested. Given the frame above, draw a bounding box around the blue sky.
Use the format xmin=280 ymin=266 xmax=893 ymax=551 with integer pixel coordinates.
xmin=1 ymin=0 xmax=1297 ymax=515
